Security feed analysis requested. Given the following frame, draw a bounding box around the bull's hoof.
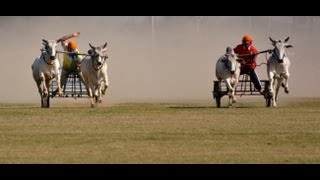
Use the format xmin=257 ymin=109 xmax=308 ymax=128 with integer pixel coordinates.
xmin=43 ymin=92 xmax=48 ymax=97
xmin=268 ymin=91 xmax=274 ymax=97
xmin=91 ymin=104 xmax=95 ymax=108
xmin=285 ymin=89 xmax=289 ymax=94
xmin=51 ymin=90 xmax=57 ymax=97
xmin=259 ymin=89 xmax=264 ymax=95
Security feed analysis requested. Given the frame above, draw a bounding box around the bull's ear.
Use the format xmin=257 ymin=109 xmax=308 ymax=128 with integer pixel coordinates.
xmin=88 ymin=49 xmax=93 ymax=55
xmin=102 ymin=48 xmax=108 ymax=54
xmin=285 ymin=45 xmax=293 ymax=48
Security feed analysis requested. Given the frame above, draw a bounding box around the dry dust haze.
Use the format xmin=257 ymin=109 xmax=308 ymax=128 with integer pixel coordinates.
xmin=0 ymin=16 xmax=319 ymax=104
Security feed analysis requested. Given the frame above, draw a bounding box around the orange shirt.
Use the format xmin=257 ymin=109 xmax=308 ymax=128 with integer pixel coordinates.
xmin=233 ymin=44 xmax=258 ymax=73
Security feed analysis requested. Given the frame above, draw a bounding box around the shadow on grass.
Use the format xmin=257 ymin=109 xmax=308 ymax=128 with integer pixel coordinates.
xmin=169 ymin=106 xmax=214 ymax=109
xmin=169 ymin=105 xmax=268 ymax=109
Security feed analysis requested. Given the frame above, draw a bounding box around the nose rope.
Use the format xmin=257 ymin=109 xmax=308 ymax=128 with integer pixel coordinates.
xmin=92 ymin=56 xmax=106 ymax=71
xmin=40 ymin=49 xmax=55 ymax=65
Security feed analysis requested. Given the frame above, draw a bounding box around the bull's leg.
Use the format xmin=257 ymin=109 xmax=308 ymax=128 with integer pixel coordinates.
xmin=281 ymin=73 xmax=290 ymax=94
xmin=90 ymin=97 xmax=96 ymax=108
xmin=36 ymin=81 xmax=43 ymax=97
xmin=102 ymin=76 xmax=109 ymax=95
xmin=93 ymin=87 xmax=102 ymax=105
xmin=226 ymin=86 xmax=233 ymax=107
xmin=275 ymin=78 xmax=283 ymax=102
xmin=225 ymin=79 xmax=234 ymax=107
xmin=228 ymin=88 xmax=236 ymax=107
xmin=231 ymin=89 xmax=236 ymax=103
xmin=225 ymin=79 xmax=234 ymax=95
xmin=268 ymin=72 xmax=275 ymax=96
xmin=228 ymin=86 xmax=236 ymax=107
xmin=231 ymin=80 xmax=238 ymax=103
xmin=87 ymin=86 xmax=95 ymax=108
xmin=97 ymin=86 xmax=103 ymax=104
xmin=270 ymin=77 xmax=278 ymax=107
xmin=45 ymin=79 xmax=51 ymax=97
xmin=55 ymin=74 xmax=63 ymax=97
xmin=39 ymin=73 xmax=48 ymax=97
xmin=268 ymin=72 xmax=277 ymax=107
xmin=225 ymin=79 xmax=233 ymax=92
xmin=93 ymin=86 xmax=101 ymax=104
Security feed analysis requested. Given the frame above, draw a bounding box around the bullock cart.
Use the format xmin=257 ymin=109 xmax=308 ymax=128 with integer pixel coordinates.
xmin=38 ymin=72 xmax=88 ymax=108
xmin=34 ymin=32 xmax=90 ymax=108
xmin=213 ymin=36 xmax=293 ymax=108
xmin=212 ymin=76 xmax=272 ymax=108
xmin=213 ymin=49 xmax=273 ymax=108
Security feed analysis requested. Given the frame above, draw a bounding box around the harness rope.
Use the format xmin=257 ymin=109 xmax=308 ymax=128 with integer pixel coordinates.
xmin=91 ymin=56 xmax=106 ymax=71
xmin=40 ymin=49 xmax=55 ymax=65
xmin=57 ymin=50 xmax=107 ymax=71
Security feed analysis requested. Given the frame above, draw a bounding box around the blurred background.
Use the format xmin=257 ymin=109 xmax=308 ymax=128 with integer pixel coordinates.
xmin=0 ymin=16 xmax=318 ymax=104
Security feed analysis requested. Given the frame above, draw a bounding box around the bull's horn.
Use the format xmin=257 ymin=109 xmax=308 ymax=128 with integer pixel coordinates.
xmin=103 ymin=42 xmax=108 ymax=49
xmin=269 ymin=37 xmax=276 ymax=43
xmin=42 ymin=39 xmax=48 ymax=44
xmin=284 ymin=37 xmax=290 ymax=43
xmin=89 ymin=43 xmax=95 ymax=49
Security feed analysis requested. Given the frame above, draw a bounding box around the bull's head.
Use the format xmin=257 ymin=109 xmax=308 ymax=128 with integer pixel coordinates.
xmin=224 ymin=46 xmax=239 ymax=74
xmin=88 ymin=42 xmax=108 ymax=67
xmin=269 ymin=37 xmax=293 ymax=62
xmin=42 ymin=39 xmax=57 ymax=60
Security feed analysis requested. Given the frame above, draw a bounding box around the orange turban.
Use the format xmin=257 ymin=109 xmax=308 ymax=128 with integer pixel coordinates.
xmin=68 ymin=40 xmax=78 ymax=51
xmin=242 ymin=34 xmax=254 ymax=43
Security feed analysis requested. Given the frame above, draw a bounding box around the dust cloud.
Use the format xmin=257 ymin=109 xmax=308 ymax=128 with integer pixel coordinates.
xmin=0 ymin=16 xmax=319 ymax=104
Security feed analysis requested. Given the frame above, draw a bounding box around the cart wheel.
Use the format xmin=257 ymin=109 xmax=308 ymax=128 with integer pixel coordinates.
xmin=47 ymin=95 xmax=50 ymax=108
xmin=264 ymin=81 xmax=271 ymax=107
xmin=216 ymin=95 xmax=221 ymax=108
xmin=41 ymin=96 xmax=43 ymax=108
xmin=213 ymin=81 xmax=222 ymax=108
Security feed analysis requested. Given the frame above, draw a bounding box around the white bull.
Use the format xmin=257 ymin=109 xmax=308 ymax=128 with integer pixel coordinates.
xmin=215 ymin=47 xmax=242 ymax=107
xmin=31 ymin=39 xmax=62 ymax=107
xmin=80 ymin=42 xmax=109 ymax=107
xmin=267 ymin=37 xmax=293 ymax=107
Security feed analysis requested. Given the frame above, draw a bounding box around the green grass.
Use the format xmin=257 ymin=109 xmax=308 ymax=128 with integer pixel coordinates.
xmin=0 ymin=98 xmax=320 ymax=163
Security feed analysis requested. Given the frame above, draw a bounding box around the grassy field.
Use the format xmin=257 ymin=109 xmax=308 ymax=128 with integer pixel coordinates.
xmin=0 ymin=97 xmax=320 ymax=163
